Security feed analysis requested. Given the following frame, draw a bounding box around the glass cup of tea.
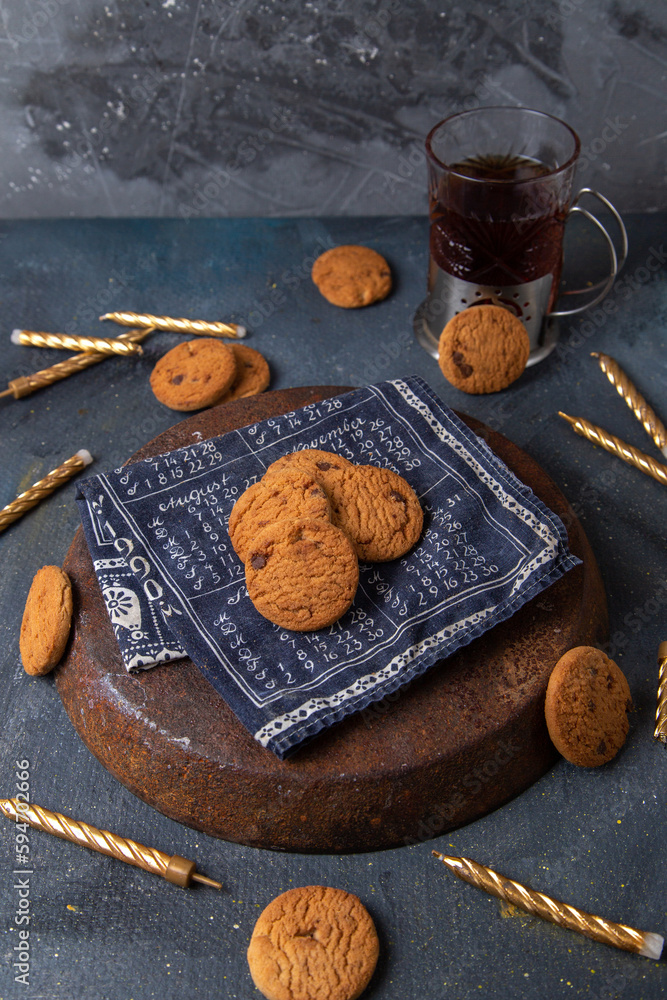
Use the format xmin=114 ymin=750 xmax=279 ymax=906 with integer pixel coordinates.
xmin=414 ymin=107 xmax=628 ymax=365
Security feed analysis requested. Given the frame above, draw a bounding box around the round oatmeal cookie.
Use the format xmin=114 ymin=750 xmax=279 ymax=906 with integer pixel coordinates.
xmin=545 ymin=646 xmax=633 ymax=767
xmin=20 ymin=565 xmax=73 ymax=676
xmin=217 ymin=343 xmax=270 ymax=403
xmin=245 ymin=517 xmax=358 ymax=631
xmin=228 ymin=471 xmax=332 ymax=563
xmin=311 ymin=245 xmax=392 ymax=308
xmin=149 ymin=338 xmax=237 ymax=411
xmin=247 ymin=885 xmax=379 ymax=1000
xmin=263 ymin=449 xmax=354 ymax=494
xmin=438 ymin=304 xmax=530 ymax=394
xmin=326 ymin=465 xmax=423 ymax=562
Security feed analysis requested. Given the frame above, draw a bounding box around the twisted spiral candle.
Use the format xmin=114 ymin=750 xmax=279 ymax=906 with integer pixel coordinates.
xmin=433 ymin=852 xmax=663 ymax=959
xmin=559 ymin=412 xmax=667 ymax=488
xmin=0 ymin=799 xmax=220 ymax=889
xmin=592 ymin=352 xmax=667 ymax=458
xmin=0 ymin=450 xmax=93 ymax=533
xmin=654 ymin=641 xmax=667 ymax=744
xmin=100 ymin=310 xmax=246 ymax=339
xmin=1 ymin=328 xmax=152 ymax=401
xmin=12 ymin=329 xmax=143 ymax=357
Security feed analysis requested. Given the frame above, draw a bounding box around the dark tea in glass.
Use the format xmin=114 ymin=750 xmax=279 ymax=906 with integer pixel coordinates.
xmin=426 ymin=110 xmax=580 ymax=312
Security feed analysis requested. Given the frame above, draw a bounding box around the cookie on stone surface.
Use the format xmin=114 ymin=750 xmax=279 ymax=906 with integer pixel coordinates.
xmin=326 ymin=464 xmax=423 ymax=562
xmin=228 ymin=471 xmax=331 ymax=563
xmin=263 ymin=449 xmax=354 ymax=494
xmin=149 ymin=338 xmax=237 ymax=411
xmin=245 ymin=517 xmax=358 ymax=631
xmin=438 ymin=304 xmax=530 ymax=394
xmin=311 ymin=245 xmax=392 ymax=308
xmin=217 ymin=343 xmax=270 ymax=403
xmin=20 ymin=565 xmax=73 ymax=676
xmin=247 ymin=885 xmax=379 ymax=1000
xmin=545 ymin=646 xmax=633 ymax=767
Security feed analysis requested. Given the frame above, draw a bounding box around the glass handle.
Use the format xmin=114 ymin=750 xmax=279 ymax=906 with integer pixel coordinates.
xmin=574 ymin=188 xmax=628 ymax=271
xmin=547 ymin=187 xmax=627 ymax=318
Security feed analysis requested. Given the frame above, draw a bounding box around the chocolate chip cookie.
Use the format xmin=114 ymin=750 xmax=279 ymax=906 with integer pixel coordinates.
xmin=264 ymin=449 xmax=354 ymax=494
xmin=217 ymin=343 xmax=270 ymax=403
xmin=245 ymin=517 xmax=359 ymax=631
xmin=545 ymin=646 xmax=633 ymax=767
xmin=326 ymin=464 xmax=424 ymax=562
xmin=149 ymin=338 xmax=237 ymax=410
xmin=438 ymin=304 xmax=530 ymax=394
xmin=228 ymin=471 xmax=331 ymax=563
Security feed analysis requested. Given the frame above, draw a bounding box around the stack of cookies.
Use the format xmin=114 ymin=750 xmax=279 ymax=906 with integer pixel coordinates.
xmin=228 ymin=449 xmax=423 ymax=631
xmin=150 ymin=339 xmax=270 ymax=411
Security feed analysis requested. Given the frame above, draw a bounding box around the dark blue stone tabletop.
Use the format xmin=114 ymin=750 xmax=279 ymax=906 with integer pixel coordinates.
xmin=0 ymin=214 xmax=665 ymax=999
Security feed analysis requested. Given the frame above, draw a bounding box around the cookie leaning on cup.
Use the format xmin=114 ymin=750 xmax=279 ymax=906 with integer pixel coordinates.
xmin=438 ymin=304 xmax=530 ymax=394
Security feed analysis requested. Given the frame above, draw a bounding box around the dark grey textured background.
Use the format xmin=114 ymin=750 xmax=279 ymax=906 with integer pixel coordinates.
xmin=1 ymin=0 xmax=666 ymax=219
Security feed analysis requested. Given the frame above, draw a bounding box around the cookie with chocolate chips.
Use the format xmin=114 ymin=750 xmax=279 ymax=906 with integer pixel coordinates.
xmin=264 ymin=449 xmax=354 ymax=494
xmin=228 ymin=470 xmax=332 ymax=563
xmin=217 ymin=343 xmax=270 ymax=403
xmin=438 ymin=304 xmax=530 ymax=394
xmin=325 ymin=464 xmax=423 ymax=562
xmin=149 ymin=338 xmax=237 ymax=411
xmin=545 ymin=646 xmax=633 ymax=767
xmin=245 ymin=517 xmax=359 ymax=631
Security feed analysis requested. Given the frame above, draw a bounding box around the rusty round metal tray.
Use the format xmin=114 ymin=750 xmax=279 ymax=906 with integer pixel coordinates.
xmin=56 ymin=385 xmax=607 ymax=853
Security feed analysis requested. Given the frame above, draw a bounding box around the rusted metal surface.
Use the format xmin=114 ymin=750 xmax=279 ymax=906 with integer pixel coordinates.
xmin=56 ymin=386 xmax=608 ymax=853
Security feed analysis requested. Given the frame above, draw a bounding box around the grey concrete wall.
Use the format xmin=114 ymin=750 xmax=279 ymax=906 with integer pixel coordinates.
xmin=1 ymin=0 xmax=665 ymax=218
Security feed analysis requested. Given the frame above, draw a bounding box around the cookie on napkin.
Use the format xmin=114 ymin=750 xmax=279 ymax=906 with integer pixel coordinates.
xmin=245 ymin=517 xmax=359 ymax=631
xmin=228 ymin=471 xmax=332 ymax=563
xmin=325 ymin=464 xmax=424 ymax=562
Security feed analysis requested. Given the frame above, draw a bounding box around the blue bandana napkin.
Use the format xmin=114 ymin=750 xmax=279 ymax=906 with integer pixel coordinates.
xmin=75 ymin=376 xmax=579 ymax=758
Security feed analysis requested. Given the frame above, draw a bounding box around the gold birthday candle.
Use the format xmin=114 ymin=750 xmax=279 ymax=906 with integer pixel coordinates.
xmin=0 ymin=328 xmax=153 ymax=401
xmin=0 ymin=450 xmax=93 ymax=533
xmin=592 ymin=352 xmax=667 ymax=458
xmin=12 ymin=329 xmax=143 ymax=357
xmin=655 ymin=641 xmax=667 ymax=744
xmin=559 ymin=412 xmax=667 ymax=488
xmin=0 ymin=799 xmax=221 ymax=889
xmin=433 ymin=853 xmax=664 ymax=959
xmin=100 ymin=310 xmax=246 ymax=339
